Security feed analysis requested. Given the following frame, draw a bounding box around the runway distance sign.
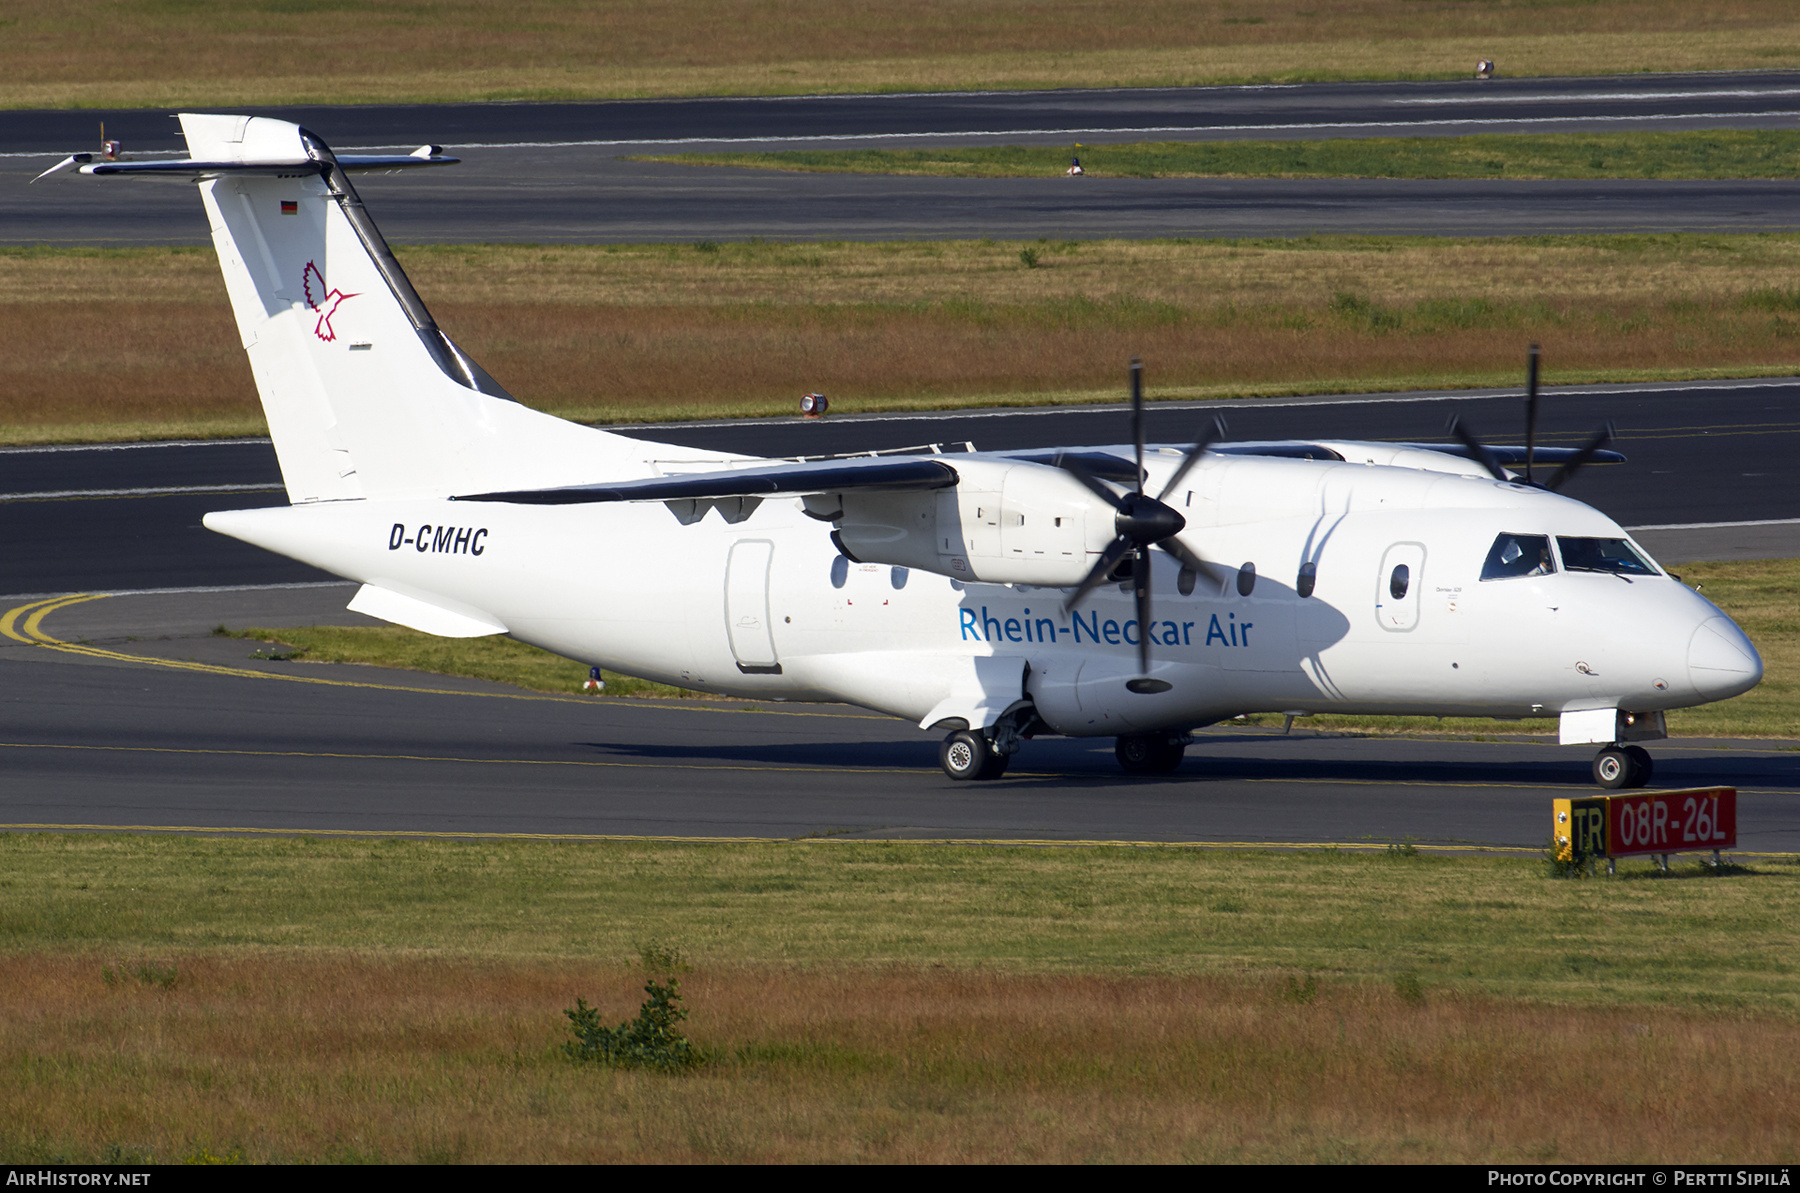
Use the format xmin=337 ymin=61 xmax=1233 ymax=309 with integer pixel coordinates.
xmin=1554 ymin=787 xmax=1736 ymax=862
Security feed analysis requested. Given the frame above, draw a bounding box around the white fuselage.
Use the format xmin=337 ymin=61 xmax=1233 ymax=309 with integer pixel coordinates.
xmin=207 ymin=446 xmax=1759 ymax=737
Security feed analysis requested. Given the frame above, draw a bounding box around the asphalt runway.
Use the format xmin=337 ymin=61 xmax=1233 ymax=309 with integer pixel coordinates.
xmin=3 ymin=588 xmax=1795 ymax=852
xmin=15 ymin=73 xmax=1800 ymax=157
xmin=10 ymin=72 xmax=1800 ymax=244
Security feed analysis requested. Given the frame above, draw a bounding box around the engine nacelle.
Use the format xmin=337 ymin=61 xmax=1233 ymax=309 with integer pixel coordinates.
xmin=817 ymin=457 xmax=1113 ymax=586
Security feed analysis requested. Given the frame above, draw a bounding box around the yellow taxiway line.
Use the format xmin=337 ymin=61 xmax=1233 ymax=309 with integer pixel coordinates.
xmin=1 ymin=593 xmax=880 ymax=719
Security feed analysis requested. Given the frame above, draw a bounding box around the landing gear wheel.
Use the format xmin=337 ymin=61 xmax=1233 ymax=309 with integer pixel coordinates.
xmin=1115 ymin=734 xmax=1186 ymax=775
xmin=1593 ymin=745 xmax=1652 ymax=789
xmin=940 ymin=729 xmax=1008 ymax=781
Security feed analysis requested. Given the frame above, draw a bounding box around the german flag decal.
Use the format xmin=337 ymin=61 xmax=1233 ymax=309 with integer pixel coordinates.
xmin=281 ymin=200 xmax=298 ymax=215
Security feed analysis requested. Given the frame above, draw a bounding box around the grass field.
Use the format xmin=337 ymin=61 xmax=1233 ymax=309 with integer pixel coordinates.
xmin=1 ymin=834 xmax=1797 ymax=1162
xmin=5 ymin=1 xmax=1799 ymax=109
xmin=654 ymin=129 xmax=1800 ymax=180
xmin=223 ymin=624 xmax=695 ymax=699
xmin=10 ymin=234 xmax=1800 ymax=442
xmin=228 ymin=556 xmax=1796 ymax=740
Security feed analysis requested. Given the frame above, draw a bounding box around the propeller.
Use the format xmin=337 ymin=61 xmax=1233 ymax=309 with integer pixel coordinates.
xmin=1446 ymin=344 xmax=1613 ymax=492
xmin=1052 ymin=359 xmax=1222 ymax=674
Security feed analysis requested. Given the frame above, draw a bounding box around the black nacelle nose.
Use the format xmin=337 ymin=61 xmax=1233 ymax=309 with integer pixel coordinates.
xmin=1115 ymin=493 xmax=1185 ymax=543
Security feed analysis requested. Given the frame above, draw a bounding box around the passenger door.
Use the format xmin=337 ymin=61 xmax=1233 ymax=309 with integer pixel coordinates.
xmin=1376 ymin=542 xmax=1425 ymax=632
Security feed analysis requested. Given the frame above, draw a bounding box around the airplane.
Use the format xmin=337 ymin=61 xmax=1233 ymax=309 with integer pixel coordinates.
xmin=40 ymin=113 xmax=1763 ymax=789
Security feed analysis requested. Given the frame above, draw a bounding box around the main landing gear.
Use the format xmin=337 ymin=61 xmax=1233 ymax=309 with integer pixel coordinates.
xmin=937 ymin=727 xmax=1194 ymax=780
xmin=939 ymin=729 xmax=1010 ymax=781
xmin=1115 ymin=733 xmax=1187 ymax=775
xmin=1592 ymin=743 xmax=1654 ymax=790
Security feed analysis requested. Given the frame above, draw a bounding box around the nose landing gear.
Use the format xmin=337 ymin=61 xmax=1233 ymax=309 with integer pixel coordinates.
xmin=1592 ymin=744 xmax=1653 ymax=789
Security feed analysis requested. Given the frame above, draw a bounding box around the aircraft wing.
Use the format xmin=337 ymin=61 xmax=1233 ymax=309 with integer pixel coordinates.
xmin=455 ymin=456 xmax=960 ymax=505
xmin=1394 ymin=442 xmax=1626 ymax=466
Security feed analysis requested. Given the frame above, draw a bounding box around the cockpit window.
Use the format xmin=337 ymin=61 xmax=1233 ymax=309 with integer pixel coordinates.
xmin=1556 ymin=537 xmax=1658 ymax=577
xmin=1481 ymin=533 xmax=1554 ymax=580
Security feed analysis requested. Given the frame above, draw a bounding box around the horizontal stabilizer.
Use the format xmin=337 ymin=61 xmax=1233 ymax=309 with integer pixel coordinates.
xmin=456 ymin=457 xmax=960 ymax=505
xmin=34 ymin=146 xmax=456 ymax=184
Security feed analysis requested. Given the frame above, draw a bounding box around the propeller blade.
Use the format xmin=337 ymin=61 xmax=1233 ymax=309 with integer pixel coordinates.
xmin=1543 ymin=422 xmax=1615 ymax=492
xmin=1130 ymin=357 xmax=1146 ymax=497
xmin=1132 ymin=545 xmax=1153 ymax=674
xmin=1053 ymin=450 xmax=1126 ymax=511
xmin=1446 ymin=415 xmax=1509 ymax=482
xmin=1524 ymin=343 xmax=1541 ymax=486
xmin=1063 ymin=537 xmax=1134 ymax=613
xmin=1156 ymin=415 xmax=1227 ymax=502
xmin=1157 ymin=536 xmax=1206 ymax=573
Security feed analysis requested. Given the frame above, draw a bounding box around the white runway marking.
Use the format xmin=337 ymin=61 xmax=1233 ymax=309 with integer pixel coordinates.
xmin=1626 ymin=517 xmax=1800 ymax=531
xmin=0 ymin=483 xmax=284 ymax=501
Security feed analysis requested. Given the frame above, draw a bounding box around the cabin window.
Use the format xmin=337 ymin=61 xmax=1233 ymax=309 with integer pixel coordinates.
xmin=1177 ymin=566 xmax=1197 ymax=596
xmin=1556 ymin=537 xmax=1657 ymax=577
xmin=891 ymin=566 xmax=909 ymax=590
xmin=1297 ymin=560 xmax=1317 ymax=599
xmin=1389 ymin=563 xmax=1410 ymax=600
xmin=1236 ymin=562 xmax=1257 ymax=597
xmin=830 ymin=556 xmax=849 ymax=589
xmin=1480 ymin=533 xmax=1554 ymax=580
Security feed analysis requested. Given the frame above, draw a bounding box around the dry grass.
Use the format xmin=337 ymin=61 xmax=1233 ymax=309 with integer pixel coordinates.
xmin=2 ymin=831 xmax=1798 ymax=1162
xmin=8 ymin=236 xmax=1800 ymax=441
xmin=4 ymin=2 xmax=1800 ymax=108
xmin=4 ymin=956 xmax=1798 ymax=1163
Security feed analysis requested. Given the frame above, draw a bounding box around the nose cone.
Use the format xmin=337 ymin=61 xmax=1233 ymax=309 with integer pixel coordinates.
xmin=1688 ymin=616 xmax=1763 ymax=702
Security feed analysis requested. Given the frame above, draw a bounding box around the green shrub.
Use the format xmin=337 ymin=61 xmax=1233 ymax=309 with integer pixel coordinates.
xmin=564 ymin=978 xmax=700 ymax=1071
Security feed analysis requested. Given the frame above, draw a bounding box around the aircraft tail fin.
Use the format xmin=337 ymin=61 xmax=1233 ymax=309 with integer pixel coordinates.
xmin=75 ymin=113 xmax=648 ymax=503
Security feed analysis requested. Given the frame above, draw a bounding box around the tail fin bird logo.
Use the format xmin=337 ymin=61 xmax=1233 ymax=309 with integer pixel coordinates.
xmin=301 ymin=260 xmax=358 ymax=342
